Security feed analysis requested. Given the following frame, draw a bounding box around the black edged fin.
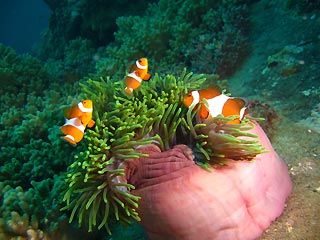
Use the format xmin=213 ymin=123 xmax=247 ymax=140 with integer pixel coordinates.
xmin=143 ymin=73 xmax=151 ymax=81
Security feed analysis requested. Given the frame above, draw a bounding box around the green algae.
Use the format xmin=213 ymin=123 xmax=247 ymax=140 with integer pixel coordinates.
xmin=62 ymin=69 xmax=265 ymax=233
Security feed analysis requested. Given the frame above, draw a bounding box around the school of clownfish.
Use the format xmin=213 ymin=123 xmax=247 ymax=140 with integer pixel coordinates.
xmin=60 ymin=58 xmax=248 ymax=146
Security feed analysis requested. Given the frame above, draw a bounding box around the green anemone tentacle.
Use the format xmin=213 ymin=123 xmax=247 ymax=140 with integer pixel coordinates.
xmin=62 ymin=69 xmax=265 ymax=233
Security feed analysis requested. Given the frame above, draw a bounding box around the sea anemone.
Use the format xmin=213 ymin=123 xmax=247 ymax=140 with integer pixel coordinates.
xmin=61 ymin=69 xmax=272 ymax=235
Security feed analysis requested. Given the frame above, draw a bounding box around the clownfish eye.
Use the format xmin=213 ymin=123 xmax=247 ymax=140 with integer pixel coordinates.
xmin=83 ymin=100 xmax=87 ymax=104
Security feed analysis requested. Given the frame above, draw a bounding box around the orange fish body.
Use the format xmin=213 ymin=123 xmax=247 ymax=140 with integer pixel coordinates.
xmin=124 ymin=58 xmax=151 ymax=95
xmin=183 ymin=87 xmax=248 ymax=124
xmin=60 ymin=100 xmax=95 ymax=146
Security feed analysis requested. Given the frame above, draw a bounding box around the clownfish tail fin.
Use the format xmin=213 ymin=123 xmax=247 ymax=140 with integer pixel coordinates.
xmin=61 ymin=135 xmax=77 ymax=146
xmin=233 ymin=97 xmax=248 ymax=109
xmin=124 ymin=87 xmax=133 ymax=96
xmin=233 ymin=97 xmax=249 ymax=121
xmin=87 ymin=119 xmax=95 ymax=128
xmin=143 ymin=73 xmax=151 ymax=81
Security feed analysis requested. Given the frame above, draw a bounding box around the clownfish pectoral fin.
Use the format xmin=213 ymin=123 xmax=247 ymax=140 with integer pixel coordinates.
xmin=128 ymin=63 xmax=136 ymax=73
xmin=61 ymin=135 xmax=77 ymax=146
xmin=79 ymin=114 xmax=91 ymax=126
xmin=199 ymin=104 xmax=210 ymax=119
xmin=124 ymin=87 xmax=134 ymax=95
xmin=87 ymin=119 xmax=95 ymax=128
xmin=142 ymin=73 xmax=151 ymax=81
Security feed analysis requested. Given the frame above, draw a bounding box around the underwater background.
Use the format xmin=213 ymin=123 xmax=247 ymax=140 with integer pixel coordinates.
xmin=0 ymin=0 xmax=319 ymax=239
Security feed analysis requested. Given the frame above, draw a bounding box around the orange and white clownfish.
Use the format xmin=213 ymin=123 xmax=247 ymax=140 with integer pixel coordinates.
xmin=183 ymin=86 xmax=248 ymax=124
xmin=124 ymin=58 xmax=151 ymax=95
xmin=60 ymin=100 xmax=95 ymax=146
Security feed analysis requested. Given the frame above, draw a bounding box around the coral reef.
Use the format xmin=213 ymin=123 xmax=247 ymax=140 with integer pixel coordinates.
xmin=0 ymin=43 xmax=52 ymax=95
xmin=0 ymin=44 xmax=75 ymax=189
xmin=62 ymin=38 xmax=96 ymax=82
xmin=286 ymin=0 xmax=320 ymax=13
xmin=109 ymin=0 xmax=250 ymax=77
xmin=0 ymin=178 xmax=66 ymax=239
xmin=40 ymin=0 xmax=158 ymax=59
xmin=0 ymin=44 xmax=82 ymax=238
xmin=0 ymin=88 xmax=75 ymax=188
xmin=39 ymin=0 xmax=250 ymax=81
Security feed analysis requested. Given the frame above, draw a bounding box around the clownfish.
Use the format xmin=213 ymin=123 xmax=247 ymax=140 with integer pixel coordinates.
xmin=124 ymin=58 xmax=151 ymax=95
xmin=183 ymin=87 xmax=248 ymax=124
xmin=60 ymin=100 xmax=95 ymax=146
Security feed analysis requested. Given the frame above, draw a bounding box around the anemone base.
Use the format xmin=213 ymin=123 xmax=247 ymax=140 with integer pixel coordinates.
xmin=125 ymin=122 xmax=292 ymax=240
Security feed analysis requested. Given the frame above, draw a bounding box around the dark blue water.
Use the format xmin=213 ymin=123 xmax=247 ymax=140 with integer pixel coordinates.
xmin=0 ymin=0 xmax=51 ymax=54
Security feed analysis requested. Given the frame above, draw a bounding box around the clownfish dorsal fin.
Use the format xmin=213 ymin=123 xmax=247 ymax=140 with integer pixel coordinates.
xmin=200 ymin=85 xmax=222 ymax=99
xmin=128 ymin=64 xmax=136 ymax=73
xmin=128 ymin=59 xmax=139 ymax=73
xmin=63 ymin=104 xmax=82 ymax=119
xmin=209 ymin=85 xmax=222 ymax=93
xmin=63 ymin=106 xmax=73 ymax=118
xmin=232 ymin=97 xmax=247 ymax=108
